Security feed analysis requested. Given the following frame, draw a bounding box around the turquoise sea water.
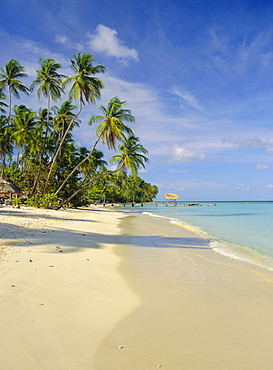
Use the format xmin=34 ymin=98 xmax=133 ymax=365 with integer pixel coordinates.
xmin=121 ymin=202 xmax=273 ymax=271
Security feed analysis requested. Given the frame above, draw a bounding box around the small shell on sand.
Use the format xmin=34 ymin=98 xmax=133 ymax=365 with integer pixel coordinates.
xmin=118 ymin=346 xmax=124 ymax=349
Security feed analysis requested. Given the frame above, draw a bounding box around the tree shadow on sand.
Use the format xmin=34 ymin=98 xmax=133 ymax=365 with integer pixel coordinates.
xmin=0 ymin=223 xmax=210 ymax=255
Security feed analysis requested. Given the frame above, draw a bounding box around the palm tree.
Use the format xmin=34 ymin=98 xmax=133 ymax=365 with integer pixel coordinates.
xmin=52 ymin=100 xmax=80 ymax=154
xmin=75 ymin=147 xmax=106 ymax=179
xmin=54 ymin=96 xmax=133 ymax=195
xmin=58 ymin=135 xmax=148 ymax=208
xmin=10 ymin=105 xmax=38 ymax=167
xmin=0 ymin=59 xmax=30 ymax=176
xmin=109 ymin=135 xmax=149 ymax=176
xmin=92 ymin=96 xmax=135 ymax=150
xmin=0 ymin=115 xmax=13 ymax=177
xmin=30 ymin=58 xmax=66 ymax=195
xmin=0 ymin=90 xmax=7 ymax=113
xmin=0 ymin=59 xmax=30 ymax=123
xmin=44 ymin=52 xmax=106 ymax=194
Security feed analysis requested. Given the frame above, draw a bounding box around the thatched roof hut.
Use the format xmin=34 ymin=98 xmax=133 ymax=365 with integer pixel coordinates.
xmin=0 ymin=178 xmax=22 ymax=197
xmin=164 ymin=193 xmax=179 ymax=201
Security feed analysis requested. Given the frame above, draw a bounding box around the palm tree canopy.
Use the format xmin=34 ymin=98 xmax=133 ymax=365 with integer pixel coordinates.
xmin=52 ymin=100 xmax=80 ymax=133
xmin=11 ymin=105 xmax=40 ymax=157
xmin=63 ymin=52 xmax=105 ymax=104
xmin=109 ymin=135 xmax=149 ymax=176
xmin=30 ymin=58 xmax=67 ymax=101
xmin=89 ymin=96 xmax=135 ymax=150
xmin=0 ymin=90 xmax=7 ymax=113
xmin=0 ymin=115 xmax=13 ymax=158
xmin=0 ymin=59 xmax=30 ymax=99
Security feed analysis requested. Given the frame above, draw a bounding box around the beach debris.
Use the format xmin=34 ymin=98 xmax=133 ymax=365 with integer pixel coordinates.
xmin=87 ymin=258 xmax=89 ymax=261
xmin=11 ymin=285 xmax=16 ymax=287
xmin=157 ymin=366 xmax=162 ymax=368
xmin=82 ymin=234 xmax=85 ymax=236
xmin=118 ymin=346 xmax=124 ymax=349
xmin=49 ymin=265 xmax=54 ymax=267
xmin=29 ymin=259 xmax=33 ymax=262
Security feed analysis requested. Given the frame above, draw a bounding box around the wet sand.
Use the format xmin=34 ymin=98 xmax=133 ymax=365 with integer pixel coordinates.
xmin=96 ymin=213 xmax=273 ymax=369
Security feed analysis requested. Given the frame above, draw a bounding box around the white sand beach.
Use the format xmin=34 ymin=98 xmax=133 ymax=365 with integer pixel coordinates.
xmin=0 ymin=206 xmax=140 ymax=370
xmin=1 ymin=206 xmax=273 ymax=369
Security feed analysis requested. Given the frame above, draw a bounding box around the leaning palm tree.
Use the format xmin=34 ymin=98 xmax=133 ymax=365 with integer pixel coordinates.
xmin=52 ymin=100 xmax=80 ymax=155
xmin=92 ymin=96 xmax=135 ymax=150
xmin=0 ymin=59 xmax=30 ymax=176
xmin=30 ymin=58 xmax=66 ymax=196
xmin=54 ymin=96 xmax=133 ymax=195
xmin=43 ymin=52 xmax=106 ymax=194
xmin=109 ymin=135 xmax=149 ymax=176
xmin=58 ymin=135 xmax=148 ymax=208
xmin=77 ymin=147 xmax=107 ymax=179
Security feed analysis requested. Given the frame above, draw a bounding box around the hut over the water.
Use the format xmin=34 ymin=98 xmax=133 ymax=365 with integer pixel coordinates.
xmin=164 ymin=193 xmax=179 ymax=201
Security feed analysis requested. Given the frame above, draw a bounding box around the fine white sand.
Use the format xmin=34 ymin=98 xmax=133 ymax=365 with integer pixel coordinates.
xmin=0 ymin=206 xmax=140 ymax=370
xmin=1 ymin=207 xmax=273 ymax=370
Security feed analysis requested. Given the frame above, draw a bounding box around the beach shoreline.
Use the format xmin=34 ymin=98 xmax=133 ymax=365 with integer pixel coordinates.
xmin=1 ymin=206 xmax=273 ymax=369
xmin=97 ymin=212 xmax=273 ymax=369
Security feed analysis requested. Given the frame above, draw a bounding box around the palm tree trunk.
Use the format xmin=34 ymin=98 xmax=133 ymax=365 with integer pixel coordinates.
xmin=54 ymin=130 xmax=103 ymax=196
xmin=31 ymin=95 xmax=51 ymax=197
xmin=1 ymin=157 xmax=4 ymax=178
xmin=42 ymin=99 xmax=83 ymax=195
xmin=16 ymin=148 xmax=21 ymax=167
xmin=2 ymin=86 xmax=12 ymax=178
xmin=57 ymin=165 xmax=122 ymax=209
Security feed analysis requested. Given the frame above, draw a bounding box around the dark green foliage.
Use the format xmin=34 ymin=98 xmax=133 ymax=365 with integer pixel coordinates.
xmin=0 ymin=56 xmax=158 ymax=208
xmin=87 ymin=174 xmax=158 ymax=204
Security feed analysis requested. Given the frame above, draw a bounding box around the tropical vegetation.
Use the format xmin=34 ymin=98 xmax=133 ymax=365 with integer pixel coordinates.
xmin=0 ymin=53 xmax=158 ymax=208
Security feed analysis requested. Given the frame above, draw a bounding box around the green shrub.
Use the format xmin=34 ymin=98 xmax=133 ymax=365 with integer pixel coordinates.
xmin=25 ymin=193 xmax=60 ymax=209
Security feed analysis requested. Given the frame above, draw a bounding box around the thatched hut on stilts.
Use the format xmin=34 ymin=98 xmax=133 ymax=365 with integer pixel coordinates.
xmin=164 ymin=193 xmax=179 ymax=206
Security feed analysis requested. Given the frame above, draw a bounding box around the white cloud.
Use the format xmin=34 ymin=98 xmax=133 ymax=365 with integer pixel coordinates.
xmin=171 ymin=145 xmax=206 ymax=162
xmin=238 ymin=183 xmax=251 ymax=191
xmin=266 ymin=184 xmax=273 ymax=189
xmin=222 ymin=135 xmax=273 ymax=154
xmin=265 ymin=137 xmax=273 ymax=152
xmin=54 ymin=34 xmax=84 ymax=51
xmin=170 ymin=86 xmax=202 ymax=110
xmin=87 ymin=24 xmax=138 ymax=61
xmin=158 ymin=180 xmax=231 ymax=191
xmin=255 ymin=163 xmax=270 ymax=170
xmin=55 ymin=35 xmax=68 ymax=44
xmin=222 ymin=135 xmax=264 ymax=148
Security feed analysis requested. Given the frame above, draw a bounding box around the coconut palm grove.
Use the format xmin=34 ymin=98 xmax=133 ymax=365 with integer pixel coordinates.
xmin=0 ymin=53 xmax=158 ymax=208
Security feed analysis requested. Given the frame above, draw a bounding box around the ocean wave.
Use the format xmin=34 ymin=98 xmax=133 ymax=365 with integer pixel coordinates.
xmin=142 ymin=210 xmax=273 ymax=271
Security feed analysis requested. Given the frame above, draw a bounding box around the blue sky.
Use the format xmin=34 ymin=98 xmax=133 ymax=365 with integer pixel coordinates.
xmin=1 ymin=0 xmax=273 ymax=200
